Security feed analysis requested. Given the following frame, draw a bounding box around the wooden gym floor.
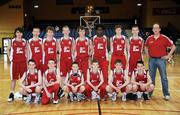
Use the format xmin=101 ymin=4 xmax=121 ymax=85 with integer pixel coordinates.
xmin=0 ymin=54 xmax=180 ymax=115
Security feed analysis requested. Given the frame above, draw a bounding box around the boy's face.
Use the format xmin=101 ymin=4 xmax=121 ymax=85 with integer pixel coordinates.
xmin=28 ymin=61 xmax=36 ymax=70
xmin=137 ymin=63 xmax=144 ymax=70
xmin=72 ymin=64 xmax=79 ymax=72
xmin=32 ymin=28 xmax=40 ymax=37
xmin=153 ymin=24 xmax=161 ymax=34
xmin=115 ymin=28 xmax=122 ymax=34
xmin=15 ymin=31 xmax=23 ymax=38
xmin=132 ymin=27 xmax=139 ymax=36
xmin=46 ymin=30 xmax=54 ymax=37
xmin=96 ymin=27 xmax=103 ymax=37
xmin=78 ymin=29 xmax=85 ymax=37
xmin=115 ymin=62 xmax=122 ymax=70
xmin=48 ymin=60 xmax=56 ymax=69
xmin=62 ymin=27 xmax=70 ymax=36
xmin=92 ymin=62 xmax=99 ymax=69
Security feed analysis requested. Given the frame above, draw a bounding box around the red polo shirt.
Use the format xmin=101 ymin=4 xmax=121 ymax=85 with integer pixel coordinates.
xmin=145 ymin=34 xmax=173 ymax=57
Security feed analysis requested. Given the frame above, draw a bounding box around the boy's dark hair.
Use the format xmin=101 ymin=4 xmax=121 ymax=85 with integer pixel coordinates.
xmin=28 ymin=59 xmax=36 ymax=64
xmin=92 ymin=59 xmax=99 ymax=64
xmin=14 ymin=27 xmax=24 ymax=36
xmin=72 ymin=61 xmax=79 ymax=66
xmin=114 ymin=59 xmax=122 ymax=65
xmin=132 ymin=25 xmax=139 ymax=29
xmin=77 ymin=26 xmax=85 ymax=32
xmin=46 ymin=26 xmax=55 ymax=33
xmin=33 ymin=27 xmax=40 ymax=31
xmin=114 ymin=24 xmax=122 ymax=30
xmin=137 ymin=60 xmax=144 ymax=65
xmin=95 ymin=24 xmax=104 ymax=30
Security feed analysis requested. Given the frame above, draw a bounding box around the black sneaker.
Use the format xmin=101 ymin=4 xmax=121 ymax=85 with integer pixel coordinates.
xmin=22 ymin=95 xmax=27 ymax=101
xmin=143 ymin=93 xmax=149 ymax=100
xmin=126 ymin=93 xmax=132 ymax=100
xmin=8 ymin=93 xmax=14 ymax=102
xmin=58 ymin=88 xmax=65 ymax=99
xmin=132 ymin=94 xmax=137 ymax=100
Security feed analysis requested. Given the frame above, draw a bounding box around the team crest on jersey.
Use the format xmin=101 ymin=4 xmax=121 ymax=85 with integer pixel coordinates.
xmin=22 ymin=42 xmax=25 ymax=46
xmin=121 ymin=40 xmax=125 ymax=44
xmin=52 ymin=42 xmax=55 ymax=46
xmin=69 ymin=41 xmax=71 ymax=45
xmin=85 ymin=41 xmax=88 ymax=45
xmin=139 ymin=41 xmax=141 ymax=44
xmin=35 ymin=75 xmax=37 ymax=79
xmin=32 ymin=43 xmax=34 ymax=46
xmin=97 ymin=75 xmax=100 ymax=78
xmin=77 ymin=77 xmax=80 ymax=81
xmin=103 ymin=39 xmax=105 ymax=42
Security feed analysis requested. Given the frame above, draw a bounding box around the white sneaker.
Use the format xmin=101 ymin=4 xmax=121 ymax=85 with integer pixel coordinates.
xmin=34 ymin=94 xmax=40 ymax=104
xmin=164 ymin=95 xmax=170 ymax=101
xmin=137 ymin=92 xmax=142 ymax=99
xmin=26 ymin=94 xmax=32 ymax=104
xmin=91 ymin=91 xmax=99 ymax=100
xmin=111 ymin=92 xmax=117 ymax=101
xmin=53 ymin=99 xmax=59 ymax=104
xmin=77 ymin=93 xmax=82 ymax=102
xmin=69 ymin=92 xmax=74 ymax=102
xmin=122 ymin=93 xmax=127 ymax=102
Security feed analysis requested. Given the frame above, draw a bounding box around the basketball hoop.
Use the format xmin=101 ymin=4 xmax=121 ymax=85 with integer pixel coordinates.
xmin=80 ymin=16 xmax=100 ymax=37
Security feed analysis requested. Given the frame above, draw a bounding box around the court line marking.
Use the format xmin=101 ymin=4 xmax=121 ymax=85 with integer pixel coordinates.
xmin=2 ymin=108 xmax=180 ymax=115
xmin=66 ymin=112 xmax=139 ymax=115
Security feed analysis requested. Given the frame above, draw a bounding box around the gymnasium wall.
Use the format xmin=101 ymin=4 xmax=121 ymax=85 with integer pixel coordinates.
xmin=0 ymin=0 xmax=24 ymax=48
xmin=145 ymin=0 xmax=180 ymax=31
xmin=32 ymin=0 xmax=139 ymax=20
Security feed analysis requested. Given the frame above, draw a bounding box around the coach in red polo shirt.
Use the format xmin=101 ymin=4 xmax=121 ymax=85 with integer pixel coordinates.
xmin=145 ymin=23 xmax=176 ymax=100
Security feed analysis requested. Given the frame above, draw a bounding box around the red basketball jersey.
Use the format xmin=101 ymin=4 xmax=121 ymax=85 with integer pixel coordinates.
xmin=89 ymin=69 xmax=101 ymax=86
xmin=75 ymin=37 xmax=89 ymax=58
xmin=10 ymin=38 xmax=27 ymax=62
xmin=112 ymin=35 xmax=126 ymax=56
xmin=68 ymin=70 xmax=82 ymax=86
xmin=43 ymin=38 xmax=56 ymax=63
xmin=129 ymin=37 xmax=143 ymax=58
xmin=26 ymin=70 xmax=38 ymax=85
xmin=29 ymin=38 xmax=42 ymax=63
xmin=93 ymin=35 xmax=107 ymax=58
xmin=45 ymin=70 xmax=57 ymax=83
xmin=134 ymin=70 xmax=148 ymax=83
xmin=59 ymin=37 xmax=73 ymax=58
xmin=112 ymin=69 xmax=125 ymax=87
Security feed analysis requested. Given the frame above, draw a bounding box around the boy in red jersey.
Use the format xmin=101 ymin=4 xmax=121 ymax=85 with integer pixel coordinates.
xmin=7 ymin=27 xmax=27 ymax=102
xmin=131 ymin=60 xmax=154 ymax=100
xmin=28 ymin=27 xmax=43 ymax=71
xmin=85 ymin=60 xmax=107 ymax=101
xmin=92 ymin=25 xmax=109 ymax=83
xmin=63 ymin=62 xmax=85 ymax=102
xmin=19 ymin=59 xmax=42 ymax=103
xmin=75 ymin=26 xmax=91 ymax=81
xmin=106 ymin=59 xmax=131 ymax=101
xmin=110 ymin=25 xmax=127 ymax=70
xmin=43 ymin=26 xmax=57 ymax=72
xmin=58 ymin=25 xmax=75 ymax=96
xmin=128 ymin=25 xmax=144 ymax=77
xmin=42 ymin=59 xmax=60 ymax=105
